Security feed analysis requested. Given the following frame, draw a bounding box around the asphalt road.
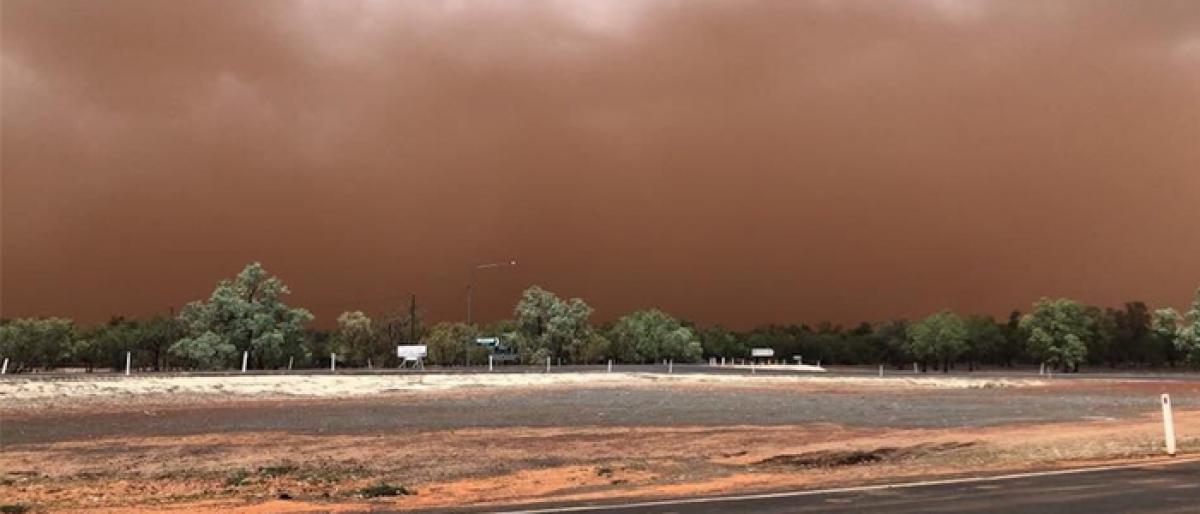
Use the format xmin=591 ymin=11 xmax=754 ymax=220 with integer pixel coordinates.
xmin=470 ymin=460 xmax=1200 ymax=514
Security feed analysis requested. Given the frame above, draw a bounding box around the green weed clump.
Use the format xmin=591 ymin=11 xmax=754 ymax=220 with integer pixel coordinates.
xmin=357 ymin=482 xmax=413 ymax=498
xmin=224 ymin=469 xmax=250 ymax=487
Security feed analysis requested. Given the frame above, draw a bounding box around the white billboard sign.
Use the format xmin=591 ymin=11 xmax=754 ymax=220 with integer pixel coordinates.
xmin=751 ymin=348 xmax=775 ymax=358
xmin=396 ymin=345 xmax=428 ymax=360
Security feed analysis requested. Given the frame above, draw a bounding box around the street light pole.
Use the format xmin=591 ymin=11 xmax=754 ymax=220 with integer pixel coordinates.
xmin=467 ymin=260 xmax=517 ymax=325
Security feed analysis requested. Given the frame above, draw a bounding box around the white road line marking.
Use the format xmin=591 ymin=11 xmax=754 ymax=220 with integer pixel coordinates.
xmin=493 ymin=457 xmax=1200 ymax=513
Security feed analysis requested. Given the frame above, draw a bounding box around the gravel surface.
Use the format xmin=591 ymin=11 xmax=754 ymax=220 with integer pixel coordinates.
xmin=5 ymin=382 xmax=1196 ymax=445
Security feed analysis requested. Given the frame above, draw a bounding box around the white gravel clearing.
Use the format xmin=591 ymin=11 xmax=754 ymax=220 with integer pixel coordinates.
xmin=0 ymin=373 xmax=1044 ymax=403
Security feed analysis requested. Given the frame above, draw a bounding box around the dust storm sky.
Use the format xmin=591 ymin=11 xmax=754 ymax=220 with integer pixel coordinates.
xmin=2 ymin=0 xmax=1198 ymax=328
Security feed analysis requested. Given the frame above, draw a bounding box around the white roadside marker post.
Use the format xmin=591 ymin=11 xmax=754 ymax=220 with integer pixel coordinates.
xmin=607 ymin=359 xmax=613 ymax=373
xmin=242 ymin=351 xmax=249 ymax=373
xmin=489 ymin=354 xmax=494 ymax=372
xmin=125 ymin=351 xmax=132 ymax=376
xmin=914 ymin=362 xmax=918 ymax=374
xmin=751 ymin=360 xmax=756 ymax=375
xmin=1162 ymin=394 xmax=1177 ymax=457
xmin=331 ymin=353 xmax=336 ymax=372
xmin=287 ymin=356 xmax=294 ymax=371
xmin=1040 ymin=362 xmax=1046 ymax=376
xmin=668 ymin=359 xmax=673 ymax=374
xmin=546 ymin=356 xmax=551 ymax=373
xmin=1 ymin=357 xmax=8 ymax=375
xmin=879 ymin=364 xmax=884 ymax=377
xmin=368 ymin=358 xmax=373 ymax=370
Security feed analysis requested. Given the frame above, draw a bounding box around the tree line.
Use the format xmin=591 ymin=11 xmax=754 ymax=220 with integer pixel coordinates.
xmin=2 ymin=262 xmax=1199 ymax=372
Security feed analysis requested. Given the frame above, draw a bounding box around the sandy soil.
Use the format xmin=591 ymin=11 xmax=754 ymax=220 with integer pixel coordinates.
xmin=5 ymin=412 xmax=1196 ymax=513
xmin=1 ymin=373 xmax=1191 ymax=513
xmin=0 ymin=372 xmax=1040 ymax=402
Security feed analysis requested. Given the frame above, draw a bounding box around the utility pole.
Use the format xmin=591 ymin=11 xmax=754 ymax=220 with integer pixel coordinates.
xmin=408 ymin=293 xmax=418 ymax=344
xmin=467 ymin=260 xmax=517 ymax=325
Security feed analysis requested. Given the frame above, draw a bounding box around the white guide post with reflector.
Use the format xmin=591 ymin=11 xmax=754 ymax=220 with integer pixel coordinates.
xmin=1162 ymin=393 xmax=1177 ymax=457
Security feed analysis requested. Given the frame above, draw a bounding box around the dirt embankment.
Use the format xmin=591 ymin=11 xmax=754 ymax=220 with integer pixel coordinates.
xmin=5 ymin=410 xmax=1196 ymax=513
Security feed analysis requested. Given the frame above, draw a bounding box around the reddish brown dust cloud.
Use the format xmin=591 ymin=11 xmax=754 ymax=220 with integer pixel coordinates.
xmin=2 ymin=0 xmax=1198 ymax=327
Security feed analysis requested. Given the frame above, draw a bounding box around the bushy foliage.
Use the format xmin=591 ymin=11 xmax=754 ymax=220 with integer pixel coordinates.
xmin=12 ymin=273 xmax=1200 ymax=373
xmin=169 ymin=262 xmax=312 ymax=370
xmin=513 ymin=286 xmax=594 ymax=364
xmin=1020 ymin=298 xmax=1093 ymax=370
xmin=0 ymin=317 xmax=76 ymax=371
xmin=963 ymin=315 xmax=1005 ymax=370
xmin=333 ymin=311 xmax=391 ymax=367
xmin=566 ymin=330 xmax=611 ymax=364
xmin=609 ymin=309 xmax=702 ymax=363
xmin=74 ymin=317 xmax=137 ymax=371
xmin=1154 ymin=289 xmax=1200 ymax=367
xmin=302 ymin=328 xmax=335 ymax=368
xmin=698 ymin=325 xmax=745 ymax=360
xmin=424 ymin=322 xmax=487 ymax=366
xmin=906 ymin=311 xmax=968 ymax=371
xmin=870 ymin=320 xmax=910 ymax=366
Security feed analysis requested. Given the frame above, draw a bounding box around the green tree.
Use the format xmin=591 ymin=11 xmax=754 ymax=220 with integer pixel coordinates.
xmin=1154 ymin=288 xmax=1200 ymax=367
xmin=71 ymin=318 xmax=115 ymax=372
xmin=871 ymin=320 xmax=910 ymax=367
xmin=137 ymin=315 xmax=180 ymax=371
xmin=609 ymin=309 xmax=703 ymax=363
xmin=567 ymin=330 xmax=611 ymax=364
xmin=698 ymin=325 xmax=744 ymax=360
xmin=1119 ymin=304 xmax=1162 ymax=366
xmin=74 ymin=317 xmax=140 ymax=372
xmin=513 ymin=286 xmax=593 ymax=364
xmin=0 ymin=317 xmax=76 ymax=371
xmin=333 ymin=311 xmax=380 ymax=367
xmin=1020 ymin=298 xmax=1093 ymax=372
xmin=424 ymin=322 xmax=485 ymax=366
xmin=963 ymin=315 xmax=1004 ymax=371
xmin=303 ymin=328 xmax=335 ymax=368
xmin=72 ymin=316 xmax=180 ymax=371
xmin=996 ymin=310 xmax=1025 ymax=367
xmin=906 ymin=311 xmax=967 ymax=372
xmin=169 ymin=262 xmax=312 ymax=370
